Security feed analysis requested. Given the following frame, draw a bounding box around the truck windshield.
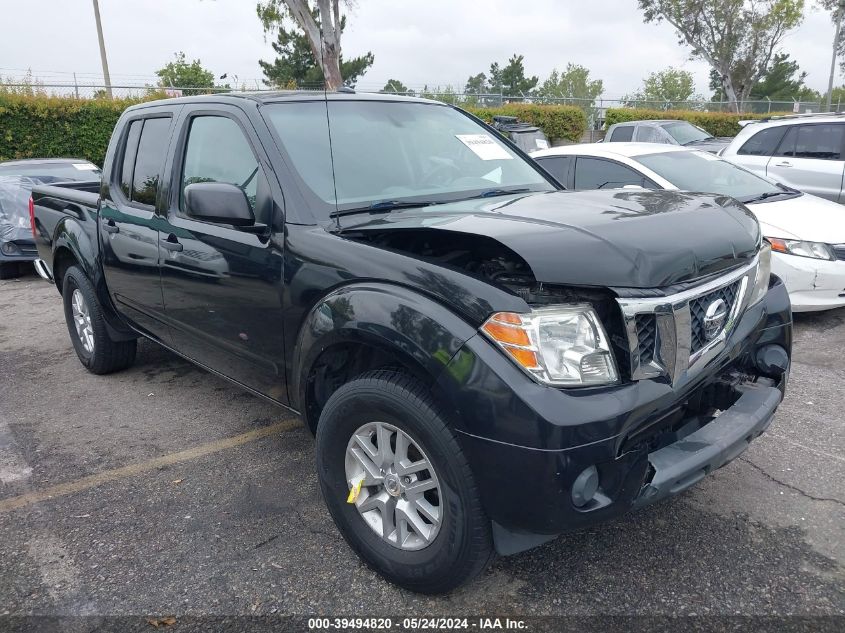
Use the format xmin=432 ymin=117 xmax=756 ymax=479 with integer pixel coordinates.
xmin=262 ymin=100 xmax=554 ymax=218
xmin=637 ymin=150 xmax=796 ymax=203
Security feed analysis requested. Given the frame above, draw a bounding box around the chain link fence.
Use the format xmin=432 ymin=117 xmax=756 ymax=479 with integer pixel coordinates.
xmin=2 ymin=81 xmax=840 ymax=133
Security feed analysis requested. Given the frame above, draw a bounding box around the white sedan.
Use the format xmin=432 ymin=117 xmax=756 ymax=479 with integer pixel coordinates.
xmin=532 ymin=143 xmax=845 ymax=312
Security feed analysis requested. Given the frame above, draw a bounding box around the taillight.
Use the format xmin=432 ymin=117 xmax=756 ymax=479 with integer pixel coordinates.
xmin=28 ymin=196 xmax=36 ymax=238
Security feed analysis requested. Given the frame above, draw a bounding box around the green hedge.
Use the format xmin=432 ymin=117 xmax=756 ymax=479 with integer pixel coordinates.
xmin=604 ymin=107 xmax=794 ymax=137
xmin=0 ymin=94 xmax=153 ymax=167
xmin=0 ymin=94 xmax=588 ymax=167
xmin=464 ymin=103 xmax=587 ymax=142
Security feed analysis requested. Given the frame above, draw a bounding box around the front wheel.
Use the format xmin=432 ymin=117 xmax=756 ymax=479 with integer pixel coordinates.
xmin=315 ymin=370 xmax=493 ymax=594
xmin=62 ymin=265 xmax=137 ymax=374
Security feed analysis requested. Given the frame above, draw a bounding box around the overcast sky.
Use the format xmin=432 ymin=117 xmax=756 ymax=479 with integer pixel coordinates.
xmin=0 ymin=0 xmax=840 ymax=99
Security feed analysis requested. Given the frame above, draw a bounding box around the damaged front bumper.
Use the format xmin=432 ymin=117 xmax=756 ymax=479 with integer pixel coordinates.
xmin=435 ymin=276 xmax=792 ymax=555
xmin=773 ymin=251 xmax=845 ymax=312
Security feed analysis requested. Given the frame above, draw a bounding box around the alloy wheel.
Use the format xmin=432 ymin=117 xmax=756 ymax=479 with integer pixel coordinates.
xmin=344 ymin=421 xmax=443 ymax=551
xmin=71 ymin=289 xmax=94 ymax=354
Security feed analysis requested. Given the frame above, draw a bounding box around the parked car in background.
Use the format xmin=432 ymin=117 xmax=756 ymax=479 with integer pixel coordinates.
xmin=491 ymin=115 xmax=550 ymax=153
xmin=533 ymin=142 xmax=845 ymax=311
xmin=0 ymin=158 xmax=101 ymax=278
xmin=32 ymin=91 xmax=790 ymax=592
xmin=720 ymin=114 xmax=845 ymax=203
xmin=604 ymin=119 xmax=732 ymax=153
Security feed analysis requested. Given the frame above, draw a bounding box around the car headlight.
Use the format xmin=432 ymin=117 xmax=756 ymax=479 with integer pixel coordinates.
xmin=749 ymin=242 xmax=772 ymax=306
xmin=481 ymin=305 xmax=619 ymax=386
xmin=767 ymin=237 xmax=834 ymax=260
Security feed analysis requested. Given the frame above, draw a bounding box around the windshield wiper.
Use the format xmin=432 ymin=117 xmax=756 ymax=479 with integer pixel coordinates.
xmin=742 ymin=191 xmax=788 ymax=203
xmin=682 ymin=137 xmax=716 ymax=146
xmin=329 ymin=199 xmax=442 ymax=219
xmin=460 ymin=187 xmax=533 ymax=200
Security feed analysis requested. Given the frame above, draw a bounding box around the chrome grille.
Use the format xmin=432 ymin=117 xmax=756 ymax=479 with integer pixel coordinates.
xmin=833 ymin=244 xmax=845 ymax=261
xmin=635 ymin=314 xmax=657 ymax=365
xmin=689 ymin=281 xmax=742 ymax=354
xmin=616 ymin=259 xmax=757 ymax=385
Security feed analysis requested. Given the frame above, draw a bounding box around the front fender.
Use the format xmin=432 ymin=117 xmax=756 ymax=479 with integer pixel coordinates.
xmin=292 ymin=282 xmax=478 ymax=411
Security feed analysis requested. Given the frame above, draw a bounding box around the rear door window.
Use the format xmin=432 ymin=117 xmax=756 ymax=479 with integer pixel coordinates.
xmin=119 ymin=120 xmax=143 ymax=198
xmin=609 ymin=126 xmax=634 ymax=142
xmin=574 ymin=157 xmax=649 ymax=189
xmin=774 ymin=124 xmax=845 ymax=160
xmin=131 ymin=117 xmax=172 ymax=206
xmin=737 ymin=126 xmax=786 ymax=156
xmin=636 ymin=126 xmax=664 ymax=143
xmin=535 ymin=156 xmax=572 ymax=185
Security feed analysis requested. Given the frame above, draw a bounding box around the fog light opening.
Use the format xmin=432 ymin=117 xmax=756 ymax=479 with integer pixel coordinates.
xmin=755 ymin=344 xmax=789 ymax=378
xmin=571 ymin=465 xmax=599 ymax=508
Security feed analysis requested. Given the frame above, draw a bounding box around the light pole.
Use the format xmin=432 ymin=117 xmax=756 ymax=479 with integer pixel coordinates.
xmin=92 ymin=0 xmax=113 ymax=99
xmin=826 ymin=1 xmax=845 ymax=112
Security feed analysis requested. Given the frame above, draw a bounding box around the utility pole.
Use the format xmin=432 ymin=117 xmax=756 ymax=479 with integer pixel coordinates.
xmin=826 ymin=1 xmax=845 ymax=112
xmin=92 ymin=0 xmax=113 ymax=99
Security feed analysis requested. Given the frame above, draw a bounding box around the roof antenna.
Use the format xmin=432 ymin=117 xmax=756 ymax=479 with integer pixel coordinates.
xmin=318 ymin=6 xmax=341 ymax=231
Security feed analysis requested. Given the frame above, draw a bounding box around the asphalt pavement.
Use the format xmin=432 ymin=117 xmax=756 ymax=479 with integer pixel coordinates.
xmin=1 ymin=269 xmax=843 ymax=625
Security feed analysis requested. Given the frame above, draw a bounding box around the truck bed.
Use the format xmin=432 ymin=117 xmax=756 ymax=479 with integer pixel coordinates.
xmin=31 ymin=180 xmax=101 ymax=279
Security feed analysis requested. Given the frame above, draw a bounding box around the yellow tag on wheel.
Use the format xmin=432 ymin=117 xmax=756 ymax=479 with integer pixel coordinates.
xmin=346 ymin=477 xmax=365 ymax=504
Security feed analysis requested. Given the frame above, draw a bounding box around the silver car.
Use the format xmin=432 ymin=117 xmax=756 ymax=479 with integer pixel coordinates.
xmin=604 ymin=119 xmax=732 ymax=153
xmin=721 ymin=113 xmax=845 ymax=203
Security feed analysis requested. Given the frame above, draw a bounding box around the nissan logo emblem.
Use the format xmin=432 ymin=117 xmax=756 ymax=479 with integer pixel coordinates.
xmin=703 ymin=299 xmax=728 ymax=341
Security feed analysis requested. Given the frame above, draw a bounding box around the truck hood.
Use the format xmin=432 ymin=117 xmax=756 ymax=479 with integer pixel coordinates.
xmin=347 ymin=190 xmax=760 ymax=288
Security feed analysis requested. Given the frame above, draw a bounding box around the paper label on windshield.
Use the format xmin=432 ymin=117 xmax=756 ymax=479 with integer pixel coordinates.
xmin=456 ymin=134 xmax=512 ymax=160
xmin=72 ymin=163 xmax=98 ymax=170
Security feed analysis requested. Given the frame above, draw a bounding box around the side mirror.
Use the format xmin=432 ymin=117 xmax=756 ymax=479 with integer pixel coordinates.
xmin=184 ymin=182 xmax=255 ymax=227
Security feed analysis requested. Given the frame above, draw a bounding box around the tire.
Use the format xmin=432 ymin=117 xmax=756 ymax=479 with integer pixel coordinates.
xmin=62 ymin=265 xmax=137 ymax=375
xmin=316 ymin=369 xmax=494 ymax=593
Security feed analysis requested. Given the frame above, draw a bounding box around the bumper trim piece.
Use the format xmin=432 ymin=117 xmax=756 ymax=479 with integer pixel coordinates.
xmin=33 ymin=259 xmax=53 ymax=281
xmin=633 ymin=382 xmax=782 ymax=508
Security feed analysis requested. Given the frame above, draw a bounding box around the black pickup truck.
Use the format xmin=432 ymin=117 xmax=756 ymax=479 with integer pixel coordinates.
xmin=32 ymin=92 xmax=791 ymax=594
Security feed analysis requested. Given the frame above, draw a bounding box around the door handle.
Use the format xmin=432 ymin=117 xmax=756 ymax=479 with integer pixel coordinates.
xmin=774 ymin=161 xmax=792 ymax=167
xmin=160 ymin=236 xmax=183 ymax=252
xmin=102 ymin=220 xmax=119 ymax=234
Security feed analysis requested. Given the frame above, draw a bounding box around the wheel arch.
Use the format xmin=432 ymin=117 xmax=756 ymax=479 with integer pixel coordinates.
xmin=292 ymin=282 xmax=478 ymax=434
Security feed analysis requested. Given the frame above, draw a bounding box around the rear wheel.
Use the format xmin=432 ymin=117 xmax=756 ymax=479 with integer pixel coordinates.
xmin=62 ymin=265 xmax=137 ymax=374
xmin=316 ymin=370 xmax=493 ymax=593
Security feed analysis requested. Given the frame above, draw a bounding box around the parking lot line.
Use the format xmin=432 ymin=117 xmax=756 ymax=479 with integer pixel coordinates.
xmin=0 ymin=419 xmax=302 ymax=514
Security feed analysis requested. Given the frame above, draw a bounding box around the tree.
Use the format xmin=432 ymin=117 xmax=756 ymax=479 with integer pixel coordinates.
xmin=155 ymin=52 xmax=216 ymax=95
xmin=488 ymin=63 xmax=503 ymax=93
xmin=499 ymin=54 xmax=538 ymax=96
xmin=258 ymin=8 xmax=373 ymax=88
xmin=637 ymin=0 xmax=805 ymax=111
xmin=640 ymin=67 xmax=695 ymax=102
xmin=535 ymin=64 xmax=603 ymax=102
xmin=258 ymin=1 xmax=371 ymax=90
xmin=464 ymin=73 xmax=488 ymax=94
xmin=258 ymin=6 xmax=372 ymax=88
xmin=381 ymin=79 xmax=411 ymax=95
xmin=709 ymin=53 xmax=821 ymax=102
